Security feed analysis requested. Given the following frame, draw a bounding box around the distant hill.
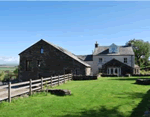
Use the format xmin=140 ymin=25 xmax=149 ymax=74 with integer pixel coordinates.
xmin=0 ymin=64 xmax=19 ymax=67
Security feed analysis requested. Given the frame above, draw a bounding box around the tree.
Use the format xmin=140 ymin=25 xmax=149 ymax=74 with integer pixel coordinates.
xmin=13 ymin=68 xmax=18 ymax=75
xmin=126 ymin=39 xmax=150 ymax=67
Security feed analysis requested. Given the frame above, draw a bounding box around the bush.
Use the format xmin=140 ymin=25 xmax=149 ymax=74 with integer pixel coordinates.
xmin=13 ymin=68 xmax=18 ymax=75
xmin=2 ymin=73 xmax=11 ymax=83
xmin=0 ymin=71 xmax=6 ymax=81
xmin=0 ymin=72 xmax=15 ymax=83
xmin=140 ymin=70 xmax=150 ymax=75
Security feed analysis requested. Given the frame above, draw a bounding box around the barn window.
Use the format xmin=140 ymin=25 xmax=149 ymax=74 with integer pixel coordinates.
xmin=99 ymin=68 xmax=102 ymax=73
xmin=37 ymin=60 xmax=42 ymax=67
xmin=41 ymin=47 xmax=44 ymax=54
xmin=26 ymin=60 xmax=32 ymax=71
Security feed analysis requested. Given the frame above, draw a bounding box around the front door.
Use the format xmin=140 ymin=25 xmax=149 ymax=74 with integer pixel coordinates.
xmin=107 ymin=67 xmax=121 ymax=75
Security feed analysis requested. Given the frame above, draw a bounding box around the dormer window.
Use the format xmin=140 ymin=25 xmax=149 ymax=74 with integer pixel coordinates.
xmin=109 ymin=43 xmax=118 ymax=53
xmin=41 ymin=47 xmax=44 ymax=54
xmin=112 ymin=47 xmax=116 ymax=53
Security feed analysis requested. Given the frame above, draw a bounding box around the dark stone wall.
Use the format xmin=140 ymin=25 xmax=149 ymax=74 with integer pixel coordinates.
xmin=19 ymin=40 xmax=87 ymax=81
xmin=72 ymin=75 xmax=97 ymax=80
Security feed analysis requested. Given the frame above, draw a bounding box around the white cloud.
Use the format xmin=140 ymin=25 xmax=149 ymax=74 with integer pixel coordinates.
xmin=0 ymin=56 xmax=19 ymax=64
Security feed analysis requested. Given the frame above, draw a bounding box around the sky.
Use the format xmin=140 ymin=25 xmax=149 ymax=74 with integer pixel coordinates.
xmin=0 ymin=1 xmax=150 ymax=64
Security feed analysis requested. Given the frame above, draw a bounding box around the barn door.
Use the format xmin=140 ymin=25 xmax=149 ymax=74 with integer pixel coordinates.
xmin=64 ymin=69 xmax=71 ymax=74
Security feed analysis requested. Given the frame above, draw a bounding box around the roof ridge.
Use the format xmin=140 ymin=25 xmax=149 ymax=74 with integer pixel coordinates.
xmin=41 ymin=39 xmax=91 ymax=67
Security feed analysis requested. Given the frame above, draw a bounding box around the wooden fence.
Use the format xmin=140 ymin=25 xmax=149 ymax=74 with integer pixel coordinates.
xmin=0 ymin=73 xmax=72 ymax=103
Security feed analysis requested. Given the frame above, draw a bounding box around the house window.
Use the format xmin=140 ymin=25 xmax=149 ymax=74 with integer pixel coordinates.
xmin=99 ymin=68 xmax=102 ymax=73
xmin=124 ymin=58 xmax=127 ymax=63
xmin=26 ymin=60 xmax=32 ymax=71
xmin=41 ymin=47 xmax=44 ymax=54
xmin=37 ymin=60 xmax=42 ymax=67
xmin=99 ymin=58 xmax=102 ymax=63
xmin=112 ymin=47 xmax=116 ymax=53
xmin=115 ymin=68 xmax=117 ymax=74
xmin=111 ymin=68 xmax=113 ymax=74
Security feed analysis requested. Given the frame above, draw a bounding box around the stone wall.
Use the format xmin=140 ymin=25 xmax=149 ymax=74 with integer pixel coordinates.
xmin=19 ymin=40 xmax=88 ymax=81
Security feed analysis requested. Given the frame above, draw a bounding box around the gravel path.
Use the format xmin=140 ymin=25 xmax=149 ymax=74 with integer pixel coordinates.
xmin=0 ymin=87 xmax=29 ymax=101
xmin=0 ymin=82 xmax=2 ymax=86
xmin=0 ymin=78 xmax=69 ymax=101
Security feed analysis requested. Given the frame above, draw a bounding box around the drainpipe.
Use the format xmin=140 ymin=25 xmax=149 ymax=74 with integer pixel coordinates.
xmin=131 ymin=55 xmax=134 ymax=74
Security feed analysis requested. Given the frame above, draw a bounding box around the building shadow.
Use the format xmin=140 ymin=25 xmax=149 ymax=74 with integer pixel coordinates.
xmin=116 ymin=92 xmax=145 ymax=99
xmin=130 ymin=89 xmax=150 ymax=117
xmin=58 ymin=105 xmax=125 ymax=117
xmin=58 ymin=90 xmax=150 ymax=117
xmin=108 ymin=78 xmax=150 ymax=81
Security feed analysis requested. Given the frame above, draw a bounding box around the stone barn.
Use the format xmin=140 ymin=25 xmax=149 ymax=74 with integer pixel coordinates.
xmin=18 ymin=39 xmax=91 ymax=81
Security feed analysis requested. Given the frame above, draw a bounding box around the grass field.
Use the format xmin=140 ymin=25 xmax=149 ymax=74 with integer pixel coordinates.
xmin=0 ymin=67 xmax=17 ymax=72
xmin=0 ymin=77 xmax=150 ymax=117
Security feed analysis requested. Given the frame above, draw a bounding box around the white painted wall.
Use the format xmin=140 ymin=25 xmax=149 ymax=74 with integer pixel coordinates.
xmin=84 ymin=61 xmax=93 ymax=75
xmin=85 ymin=67 xmax=91 ymax=76
xmin=92 ymin=55 xmax=133 ymax=75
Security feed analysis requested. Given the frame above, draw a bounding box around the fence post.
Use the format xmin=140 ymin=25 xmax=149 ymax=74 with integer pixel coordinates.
xmin=41 ymin=77 xmax=43 ymax=90
xmin=51 ymin=76 xmax=53 ymax=88
xmin=29 ymin=79 xmax=32 ymax=96
xmin=71 ymin=73 xmax=72 ymax=80
xmin=8 ymin=82 xmax=11 ymax=103
xmin=64 ymin=74 xmax=66 ymax=83
xmin=68 ymin=74 xmax=70 ymax=81
xmin=58 ymin=75 xmax=60 ymax=86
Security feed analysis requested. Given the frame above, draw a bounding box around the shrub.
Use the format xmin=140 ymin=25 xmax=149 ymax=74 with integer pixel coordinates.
xmin=0 ymin=71 xmax=6 ymax=81
xmin=1 ymin=72 xmax=15 ymax=83
xmin=13 ymin=68 xmax=18 ymax=75
xmin=140 ymin=70 xmax=150 ymax=75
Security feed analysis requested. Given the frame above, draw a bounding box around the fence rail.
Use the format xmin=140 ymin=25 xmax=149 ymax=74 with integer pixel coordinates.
xmin=0 ymin=73 xmax=72 ymax=103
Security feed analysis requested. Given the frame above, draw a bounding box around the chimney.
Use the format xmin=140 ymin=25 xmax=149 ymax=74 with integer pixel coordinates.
xmin=95 ymin=41 xmax=98 ymax=48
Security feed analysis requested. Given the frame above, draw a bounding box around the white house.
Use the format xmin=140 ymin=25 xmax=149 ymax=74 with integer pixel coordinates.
xmin=77 ymin=42 xmax=140 ymax=76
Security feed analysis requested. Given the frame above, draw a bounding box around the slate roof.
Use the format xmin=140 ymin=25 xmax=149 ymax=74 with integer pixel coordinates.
xmin=102 ymin=58 xmax=133 ymax=68
xmin=19 ymin=39 xmax=91 ymax=67
xmin=93 ymin=46 xmax=134 ymax=55
xmin=77 ymin=55 xmax=93 ymax=61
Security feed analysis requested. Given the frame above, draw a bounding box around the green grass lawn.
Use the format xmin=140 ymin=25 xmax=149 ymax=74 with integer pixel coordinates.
xmin=0 ymin=77 xmax=150 ymax=117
